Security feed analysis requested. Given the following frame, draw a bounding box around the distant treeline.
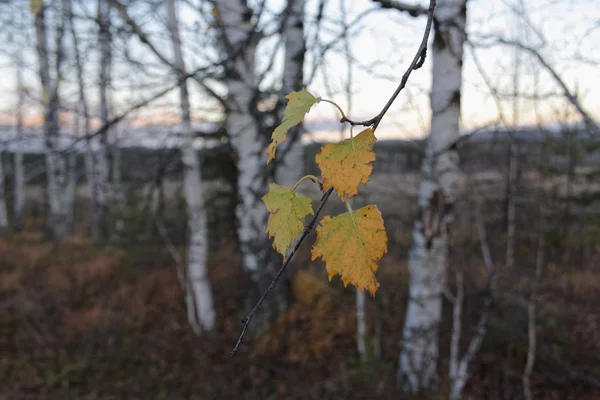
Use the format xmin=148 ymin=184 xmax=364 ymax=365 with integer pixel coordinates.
xmin=3 ymin=130 xmax=599 ymax=186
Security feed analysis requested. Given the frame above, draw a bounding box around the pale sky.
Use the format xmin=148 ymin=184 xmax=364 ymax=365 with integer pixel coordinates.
xmin=0 ymin=0 xmax=598 ymax=142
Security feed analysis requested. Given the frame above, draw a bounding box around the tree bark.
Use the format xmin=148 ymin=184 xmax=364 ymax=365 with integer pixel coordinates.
xmin=397 ymin=0 xmax=467 ymax=393
xmin=13 ymin=58 xmax=25 ymax=232
xmin=35 ymin=2 xmax=70 ymax=242
xmin=167 ymin=0 xmax=216 ymax=333
xmin=213 ymin=0 xmax=288 ymax=333
xmin=275 ymin=0 xmax=306 ymax=188
xmin=0 ymin=153 xmax=8 ymax=234
xmin=92 ymin=0 xmax=112 ymax=246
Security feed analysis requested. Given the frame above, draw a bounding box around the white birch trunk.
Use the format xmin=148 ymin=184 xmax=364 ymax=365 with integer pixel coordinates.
xmin=112 ymin=139 xmax=124 ymax=210
xmin=92 ymin=0 xmax=112 ymax=246
xmin=214 ymin=0 xmax=288 ymax=332
xmin=0 ymin=153 xmax=8 ymax=234
xmin=275 ymin=0 xmax=306 ymax=187
xmin=35 ymin=3 xmax=71 ymax=241
xmin=167 ymin=0 xmax=216 ymax=333
xmin=13 ymin=60 xmax=25 ymax=232
xmin=398 ymin=0 xmax=467 ymax=393
xmin=65 ymin=153 xmax=77 ymax=229
xmin=506 ymin=25 xmax=521 ymax=269
xmin=64 ymin=0 xmax=95 ymax=236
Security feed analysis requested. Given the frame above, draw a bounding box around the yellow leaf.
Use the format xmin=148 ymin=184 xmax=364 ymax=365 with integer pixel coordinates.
xmin=263 ymin=183 xmax=314 ymax=257
xmin=267 ymin=89 xmax=320 ymax=163
xmin=29 ymin=0 xmax=43 ymax=14
xmin=312 ymin=204 xmax=387 ymax=295
xmin=316 ymin=128 xmax=376 ymax=200
xmin=41 ymin=88 xmax=49 ymax=107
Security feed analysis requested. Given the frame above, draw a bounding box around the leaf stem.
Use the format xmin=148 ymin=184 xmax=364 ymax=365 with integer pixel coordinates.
xmin=349 ymin=126 xmax=359 ymax=166
xmin=230 ymin=188 xmax=335 ymax=356
xmin=292 ymin=174 xmax=323 ymax=191
xmin=320 ymin=98 xmax=347 ymax=121
xmin=345 ymin=200 xmax=353 ymax=213
xmin=339 ymin=0 xmax=436 ymax=131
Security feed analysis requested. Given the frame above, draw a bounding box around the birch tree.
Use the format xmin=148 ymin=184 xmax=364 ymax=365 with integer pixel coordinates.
xmin=274 ymin=0 xmax=306 ymax=188
xmin=213 ymin=0 xmax=289 ymax=333
xmin=0 ymin=153 xmax=7 ymax=234
xmin=13 ymin=54 xmax=25 ymax=232
xmin=34 ymin=1 xmax=72 ymax=241
xmin=92 ymin=0 xmax=112 ymax=246
xmin=167 ymin=0 xmax=216 ymax=333
xmin=395 ymin=0 xmax=467 ymax=393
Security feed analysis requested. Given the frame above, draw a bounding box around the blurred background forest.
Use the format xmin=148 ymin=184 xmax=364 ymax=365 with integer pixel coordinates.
xmin=0 ymin=0 xmax=599 ymax=399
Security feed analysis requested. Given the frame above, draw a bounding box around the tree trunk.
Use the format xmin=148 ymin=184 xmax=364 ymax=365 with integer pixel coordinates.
xmin=13 ymin=60 xmax=25 ymax=232
xmin=397 ymin=0 xmax=466 ymax=393
xmin=65 ymin=153 xmax=77 ymax=229
xmin=35 ymin=3 xmax=70 ymax=242
xmin=92 ymin=0 xmax=112 ymax=246
xmin=64 ymin=0 xmax=95 ymax=238
xmin=275 ymin=0 xmax=306 ymax=187
xmin=0 ymin=153 xmax=8 ymax=234
xmin=112 ymin=141 xmax=124 ymax=210
xmin=167 ymin=0 xmax=216 ymax=333
xmin=213 ymin=0 xmax=288 ymax=333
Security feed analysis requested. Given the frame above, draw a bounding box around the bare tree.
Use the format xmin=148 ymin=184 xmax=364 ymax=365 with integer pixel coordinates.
xmin=34 ymin=1 xmax=72 ymax=241
xmin=274 ymin=0 xmax=306 ymax=188
xmin=212 ymin=0 xmax=289 ymax=333
xmin=167 ymin=0 xmax=216 ymax=333
xmin=92 ymin=0 xmax=112 ymax=246
xmin=0 ymin=152 xmax=7 ymax=234
xmin=12 ymin=52 xmax=25 ymax=232
xmin=388 ymin=0 xmax=467 ymax=393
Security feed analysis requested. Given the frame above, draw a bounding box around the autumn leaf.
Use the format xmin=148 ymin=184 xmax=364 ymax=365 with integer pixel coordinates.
xmin=263 ymin=183 xmax=314 ymax=257
xmin=315 ymin=128 xmax=376 ymax=200
xmin=267 ymin=89 xmax=320 ymax=163
xmin=311 ymin=204 xmax=388 ymax=295
xmin=29 ymin=0 xmax=43 ymax=14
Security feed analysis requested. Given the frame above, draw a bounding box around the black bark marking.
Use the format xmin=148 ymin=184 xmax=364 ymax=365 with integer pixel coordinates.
xmin=422 ymin=189 xmax=445 ymax=249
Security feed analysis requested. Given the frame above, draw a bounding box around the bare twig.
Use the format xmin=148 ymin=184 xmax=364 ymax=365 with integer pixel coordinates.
xmin=472 ymin=36 xmax=600 ymax=136
xmin=340 ymin=0 xmax=436 ymax=130
xmin=230 ymin=188 xmax=334 ymax=356
xmin=449 ymin=188 xmax=495 ymax=399
xmin=523 ymin=222 xmax=544 ymax=400
xmin=372 ymin=0 xmax=429 ymax=16
xmin=449 ymin=270 xmax=464 ymax=382
xmin=108 ymin=0 xmax=226 ymax=108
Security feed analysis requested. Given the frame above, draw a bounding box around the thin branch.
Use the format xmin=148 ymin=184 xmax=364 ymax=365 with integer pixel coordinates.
xmin=372 ymin=0 xmax=429 ymax=17
xmin=341 ymin=0 xmax=435 ymax=130
xmin=472 ymin=37 xmax=600 ymax=136
xmin=523 ymin=223 xmax=544 ymax=400
xmin=230 ymin=188 xmax=334 ymax=356
xmin=108 ymin=0 xmax=226 ymax=108
xmin=231 ymin=0 xmax=437 ymax=356
xmin=449 ymin=271 xmax=464 ymax=381
xmin=449 ymin=186 xmax=496 ymax=399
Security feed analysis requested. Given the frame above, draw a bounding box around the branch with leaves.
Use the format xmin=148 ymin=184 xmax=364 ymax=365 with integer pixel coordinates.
xmin=231 ymin=0 xmax=437 ymax=356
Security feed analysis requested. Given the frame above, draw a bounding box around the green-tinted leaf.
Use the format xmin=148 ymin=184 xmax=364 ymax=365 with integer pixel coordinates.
xmin=267 ymin=89 xmax=320 ymax=163
xmin=263 ymin=183 xmax=314 ymax=257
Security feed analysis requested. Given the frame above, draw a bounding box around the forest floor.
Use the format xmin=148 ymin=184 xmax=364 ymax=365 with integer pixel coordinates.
xmin=1 ymin=230 xmax=600 ymax=400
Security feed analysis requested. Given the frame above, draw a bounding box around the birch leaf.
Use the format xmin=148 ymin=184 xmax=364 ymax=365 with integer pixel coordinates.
xmin=267 ymin=89 xmax=320 ymax=163
xmin=311 ymin=204 xmax=387 ymax=295
xmin=263 ymin=183 xmax=314 ymax=257
xmin=316 ymin=128 xmax=376 ymax=199
xmin=30 ymin=0 xmax=43 ymax=14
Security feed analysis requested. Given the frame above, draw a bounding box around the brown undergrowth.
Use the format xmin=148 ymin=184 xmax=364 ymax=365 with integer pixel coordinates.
xmin=0 ymin=232 xmax=599 ymax=399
